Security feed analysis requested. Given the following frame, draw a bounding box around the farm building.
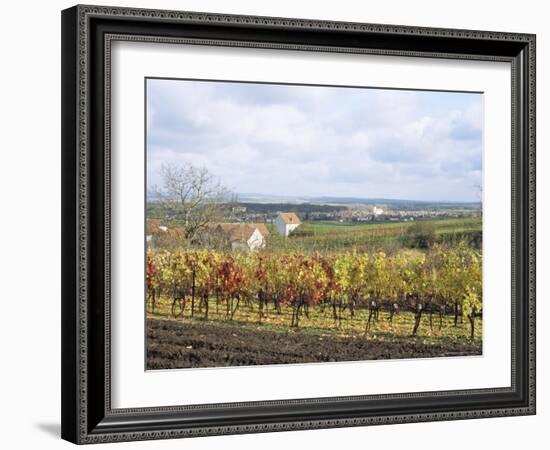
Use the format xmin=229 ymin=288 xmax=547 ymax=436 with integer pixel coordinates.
xmin=251 ymin=223 xmax=270 ymax=239
xmin=145 ymin=220 xmax=188 ymax=249
xmin=146 ymin=218 xmax=166 ymax=245
xmin=215 ymin=223 xmax=268 ymax=252
xmin=274 ymin=212 xmax=302 ymax=237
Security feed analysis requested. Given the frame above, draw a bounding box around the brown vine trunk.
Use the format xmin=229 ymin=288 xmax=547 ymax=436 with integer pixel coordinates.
xmin=453 ymin=300 xmax=459 ymax=326
xmin=191 ymin=270 xmax=196 ymax=318
xmin=412 ymin=306 xmax=423 ymax=336
xmin=230 ymin=296 xmax=240 ymax=319
xmin=364 ymin=309 xmax=374 ymax=337
xmin=258 ymin=290 xmax=264 ymax=324
xmin=468 ymin=313 xmax=475 ymax=340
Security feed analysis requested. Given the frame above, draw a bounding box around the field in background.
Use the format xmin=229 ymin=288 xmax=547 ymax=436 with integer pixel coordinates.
xmin=265 ymin=217 xmax=482 ymax=253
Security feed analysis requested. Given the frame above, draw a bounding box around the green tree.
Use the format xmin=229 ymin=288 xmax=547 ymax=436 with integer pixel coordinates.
xmin=402 ymin=221 xmax=437 ymax=249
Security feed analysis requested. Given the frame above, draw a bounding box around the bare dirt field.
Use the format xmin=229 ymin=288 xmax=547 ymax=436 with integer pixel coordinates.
xmin=146 ymin=318 xmax=482 ymax=370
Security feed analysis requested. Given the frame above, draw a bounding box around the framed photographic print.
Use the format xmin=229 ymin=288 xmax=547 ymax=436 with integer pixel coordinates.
xmin=61 ymin=4 xmax=536 ymax=444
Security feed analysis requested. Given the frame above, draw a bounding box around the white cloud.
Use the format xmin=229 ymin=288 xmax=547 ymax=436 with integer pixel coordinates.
xmin=147 ymin=79 xmax=482 ymax=201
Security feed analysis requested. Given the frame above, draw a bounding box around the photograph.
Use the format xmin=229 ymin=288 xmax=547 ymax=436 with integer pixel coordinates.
xmin=57 ymin=3 xmax=537 ymax=444
xmin=145 ymin=78 xmax=484 ymax=370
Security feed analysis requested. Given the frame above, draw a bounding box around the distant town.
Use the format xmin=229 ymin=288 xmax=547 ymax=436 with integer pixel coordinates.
xmin=225 ymin=200 xmax=481 ymax=225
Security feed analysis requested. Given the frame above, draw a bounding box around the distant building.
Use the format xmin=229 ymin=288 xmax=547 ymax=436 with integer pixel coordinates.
xmin=216 ymin=223 xmax=268 ymax=252
xmin=274 ymin=212 xmax=302 ymax=237
xmin=145 ymin=221 xmax=187 ymax=249
xmin=373 ymin=206 xmax=384 ymax=216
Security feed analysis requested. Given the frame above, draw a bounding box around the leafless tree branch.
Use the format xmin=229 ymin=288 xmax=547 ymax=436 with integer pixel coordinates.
xmin=152 ymin=163 xmax=235 ymax=241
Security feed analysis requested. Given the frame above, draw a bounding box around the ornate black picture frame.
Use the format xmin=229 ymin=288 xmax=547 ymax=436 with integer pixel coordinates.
xmin=61 ymin=4 xmax=536 ymax=444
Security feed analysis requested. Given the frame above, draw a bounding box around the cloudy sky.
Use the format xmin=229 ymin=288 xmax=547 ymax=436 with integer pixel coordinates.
xmin=146 ymin=78 xmax=482 ymax=202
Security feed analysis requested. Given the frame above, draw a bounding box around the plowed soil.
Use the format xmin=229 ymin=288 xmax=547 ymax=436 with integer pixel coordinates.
xmin=147 ymin=318 xmax=482 ymax=370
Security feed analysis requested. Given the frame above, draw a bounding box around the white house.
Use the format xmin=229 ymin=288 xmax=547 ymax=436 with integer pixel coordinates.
xmin=373 ymin=206 xmax=384 ymax=216
xmin=274 ymin=212 xmax=302 ymax=237
xmin=217 ymin=223 xmax=268 ymax=252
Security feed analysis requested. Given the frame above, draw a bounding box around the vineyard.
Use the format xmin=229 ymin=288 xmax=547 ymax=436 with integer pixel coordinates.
xmin=146 ymin=244 xmax=482 ymax=343
xmin=272 ymin=218 xmax=482 ymax=253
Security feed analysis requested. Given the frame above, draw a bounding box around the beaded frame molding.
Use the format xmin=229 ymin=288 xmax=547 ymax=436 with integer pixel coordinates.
xmin=61 ymin=4 xmax=536 ymax=444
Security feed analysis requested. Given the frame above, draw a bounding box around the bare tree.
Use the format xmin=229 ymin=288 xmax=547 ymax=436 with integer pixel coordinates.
xmin=152 ymin=163 xmax=234 ymax=242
